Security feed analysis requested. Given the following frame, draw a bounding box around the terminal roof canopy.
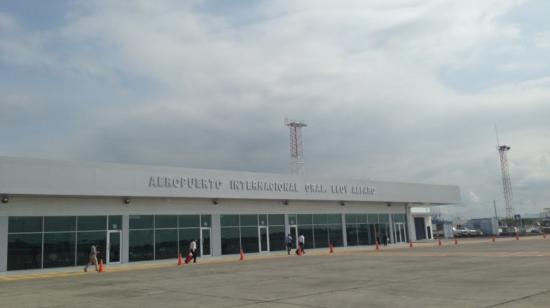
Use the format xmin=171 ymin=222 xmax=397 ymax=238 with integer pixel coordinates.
xmin=0 ymin=156 xmax=461 ymax=205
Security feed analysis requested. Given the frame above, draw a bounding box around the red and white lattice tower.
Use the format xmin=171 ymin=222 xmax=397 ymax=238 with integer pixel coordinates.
xmin=285 ymin=119 xmax=307 ymax=175
xmin=496 ymin=128 xmax=514 ymax=219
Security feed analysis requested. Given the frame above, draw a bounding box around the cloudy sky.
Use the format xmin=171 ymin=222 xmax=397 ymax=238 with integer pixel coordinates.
xmin=1 ymin=0 xmax=549 ymax=219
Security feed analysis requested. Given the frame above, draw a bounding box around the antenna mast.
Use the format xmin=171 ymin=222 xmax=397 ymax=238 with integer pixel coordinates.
xmin=285 ymin=119 xmax=307 ymax=175
xmin=495 ymin=126 xmax=514 ymax=220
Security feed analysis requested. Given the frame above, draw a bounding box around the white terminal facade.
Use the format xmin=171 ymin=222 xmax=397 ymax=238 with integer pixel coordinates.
xmin=0 ymin=156 xmax=461 ymax=272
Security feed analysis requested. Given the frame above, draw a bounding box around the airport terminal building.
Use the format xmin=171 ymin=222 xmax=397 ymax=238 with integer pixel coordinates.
xmin=0 ymin=156 xmax=461 ymax=272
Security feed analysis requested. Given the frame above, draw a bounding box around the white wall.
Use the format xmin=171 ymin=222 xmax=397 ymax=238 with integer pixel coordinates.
xmin=0 ymin=156 xmax=461 ymax=204
xmin=0 ymin=196 xmax=407 ymax=216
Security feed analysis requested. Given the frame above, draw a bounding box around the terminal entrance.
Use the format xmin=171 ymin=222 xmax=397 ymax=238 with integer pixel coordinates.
xmin=259 ymin=226 xmax=269 ymax=253
xmin=414 ymin=217 xmax=427 ymax=240
xmin=200 ymin=228 xmax=211 ymax=256
xmin=393 ymin=222 xmax=407 ymax=243
xmin=107 ymin=231 xmax=121 ymax=264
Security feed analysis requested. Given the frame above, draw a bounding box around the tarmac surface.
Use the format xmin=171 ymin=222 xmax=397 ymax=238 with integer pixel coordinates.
xmin=1 ymin=236 xmax=550 ymax=308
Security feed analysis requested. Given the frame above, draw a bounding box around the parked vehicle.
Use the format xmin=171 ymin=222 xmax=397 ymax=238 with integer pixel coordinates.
xmin=453 ymin=227 xmax=483 ymax=237
xmin=498 ymin=226 xmax=518 ymax=236
xmin=527 ymin=227 xmax=542 ymax=234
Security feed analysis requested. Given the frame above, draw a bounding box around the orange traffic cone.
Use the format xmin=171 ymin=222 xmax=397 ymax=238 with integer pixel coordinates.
xmin=409 ymin=241 xmax=413 ymax=248
xmin=178 ymin=253 xmax=183 ymax=266
xmin=492 ymin=236 xmax=496 ymax=243
xmin=98 ymin=259 xmax=105 ymax=273
xmin=438 ymin=239 xmax=442 ymax=247
xmin=239 ymin=249 xmax=244 ymax=261
xmin=375 ymin=241 xmax=380 ymax=251
xmin=329 ymin=243 xmax=334 ymax=254
xmin=454 ymin=238 xmax=458 ymax=245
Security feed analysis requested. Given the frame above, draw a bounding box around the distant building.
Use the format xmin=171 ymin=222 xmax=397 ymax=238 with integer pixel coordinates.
xmin=465 ymin=218 xmax=498 ymax=236
xmin=432 ymin=218 xmax=453 ymax=239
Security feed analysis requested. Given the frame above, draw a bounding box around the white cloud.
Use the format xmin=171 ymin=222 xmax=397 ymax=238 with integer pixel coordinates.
xmin=0 ymin=0 xmax=548 ymax=218
xmin=534 ymin=31 xmax=550 ymax=49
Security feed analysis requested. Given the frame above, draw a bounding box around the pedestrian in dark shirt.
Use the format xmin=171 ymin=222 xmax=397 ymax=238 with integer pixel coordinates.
xmin=285 ymin=234 xmax=293 ymax=255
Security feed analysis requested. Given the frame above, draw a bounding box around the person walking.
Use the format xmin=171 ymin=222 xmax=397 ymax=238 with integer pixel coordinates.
xmin=285 ymin=234 xmax=293 ymax=255
xmin=297 ymin=234 xmax=305 ymax=254
xmin=84 ymin=244 xmax=99 ymax=272
xmin=187 ymin=239 xmax=198 ymax=263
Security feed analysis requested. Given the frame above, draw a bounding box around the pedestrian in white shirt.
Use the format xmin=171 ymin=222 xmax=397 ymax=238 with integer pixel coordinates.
xmin=298 ymin=234 xmax=305 ymax=254
xmin=187 ymin=239 xmax=197 ymax=263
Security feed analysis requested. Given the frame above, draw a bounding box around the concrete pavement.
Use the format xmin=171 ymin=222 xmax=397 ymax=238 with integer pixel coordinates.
xmin=1 ymin=236 xmax=549 ymax=308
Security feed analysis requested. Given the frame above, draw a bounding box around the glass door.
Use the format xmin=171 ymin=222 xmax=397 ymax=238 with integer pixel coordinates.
xmin=394 ymin=223 xmax=406 ymax=243
xmin=259 ymin=226 xmax=269 ymax=253
xmin=200 ymin=228 xmax=211 ymax=256
xmin=107 ymin=231 xmax=121 ymax=264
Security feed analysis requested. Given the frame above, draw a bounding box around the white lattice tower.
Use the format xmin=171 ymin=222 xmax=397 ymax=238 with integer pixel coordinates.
xmin=285 ymin=119 xmax=307 ymax=175
xmin=498 ymin=145 xmax=514 ymax=219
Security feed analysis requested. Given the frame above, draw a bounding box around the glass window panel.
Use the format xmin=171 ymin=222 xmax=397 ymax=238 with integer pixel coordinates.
xmin=44 ymin=216 xmax=76 ymax=232
xmin=369 ymin=225 xmax=377 ymax=245
xmin=327 ymin=214 xmax=341 ymax=225
xmin=200 ymin=215 xmax=211 ymax=227
xmin=357 ymin=214 xmax=367 ymax=224
xmin=77 ymin=216 xmax=106 ymax=231
xmin=240 ymin=226 xmax=259 ymax=253
xmin=76 ymin=231 xmax=106 ymax=266
xmin=155 ymin=229 xmax=178 ymax=260
xmin=373 ymin=224 xmax=383 ymax=244
xmin=379 ymin=214 xmax=389 ymax=223
xmin=8 ymin=217 xmax=43 ymax=233
xmin=7 ymin=233 xmax=42 ymax=270
xmin=220 ymin=215 xmax=239 ymax=227
xmin=297 ymin=214 xmax=312 ymax=225
xmin=129 ymin=215 xmax=154 ymax=230
xmin=258 ymin=214 xmax=267 ymax=226
xmin=313 ymin=214 xmax=327 ymax=225
xmin=221 ymin=227 xmax=240 ymax=255
xmin=268 ymin=214 xmax=284 ymax=226
xmin=297 ymin=225 xmax=313 ymax=249
xmin=240 ymin=215 xmax=258 ymax=226
xmin=108 ymin=216 xmax=122 ymax=230
xmin=268 ymin=226 xmax=285 ymax=251
xmin=179 ymin=215 xmax=200 ymax=228
xmin=329 ymin=224 xmax=344 ymax=247
xmin=380 ymin=223 xmax=390 ymax=245
xmin=345 ymin=214 xmax=357 ymax=224
xmin=346 ymin=224 xmax=359 ymax=246
xmin=313 ymin=225 xmax=329 ymax=248
xmin=288 ymin=214 xmax=297 ymax=225
xmin=367 ymin=214 xmax=378 ymax=224
xmin=43 ymin=232 xmax=76 ymax=268
xmin=129 ymin=230 xmax=154 ymax=261
xmin=358 ymin=224 xmax=371 ymax=245
xmin=179 ymin=228 xmax=200 ymax=256
xmin=155 ymin=215 xmax=177 ymax=229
